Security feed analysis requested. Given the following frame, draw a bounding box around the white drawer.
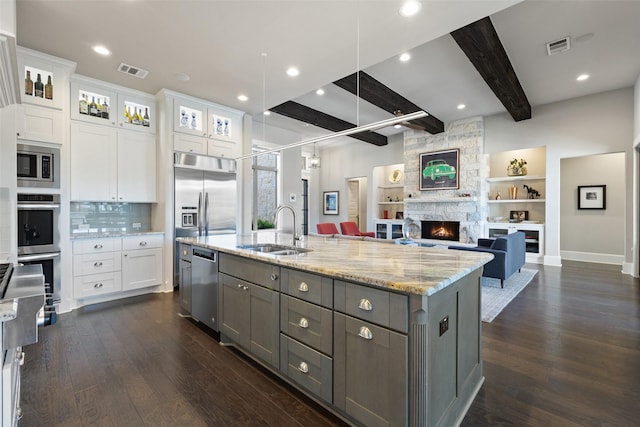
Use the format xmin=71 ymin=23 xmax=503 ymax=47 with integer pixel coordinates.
xmin=73 ymin=237 xmax=121 ymax=254
xmin=122 ymin=234 xmax=163 ymax=250
xmin=73 ymin=272 xmax=122 ymax=299
xmin=73 ymin=252 xmax=121 ymax=276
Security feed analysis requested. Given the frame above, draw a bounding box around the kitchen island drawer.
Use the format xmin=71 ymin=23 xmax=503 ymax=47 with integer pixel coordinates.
xmin=73 ymin=252 xmax=121 ymax=276
xmin=219 ymin=253 xmax=280 ymax=290
xmin=280 ymin=295 xmax=332 ymax=355
xmin=73 ymin=237 xmax=121 ymax=254
xmin=280 ymin=334 xmax=332 ymax=403
xmin=281 ymin=268 xmax=333 ymax=308
xmin=334 ymin=280 xmax=408 ymax=333
xmin=73 ymin=271 xmax=122 ymax=298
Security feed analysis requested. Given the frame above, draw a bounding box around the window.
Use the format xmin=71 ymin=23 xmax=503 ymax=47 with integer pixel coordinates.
xmin=252 ymin=151 xmax=279 ymax=230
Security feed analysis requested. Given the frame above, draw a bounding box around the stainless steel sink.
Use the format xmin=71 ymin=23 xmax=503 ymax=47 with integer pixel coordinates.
xmin=237 ymin=244 xmax=312 ymax=256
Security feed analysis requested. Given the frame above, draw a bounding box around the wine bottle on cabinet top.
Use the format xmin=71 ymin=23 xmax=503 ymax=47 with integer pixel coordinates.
xmin=25 ymin=70 xmax=33 ymax=96
xmin=44 ymin=75 xmax=53 ymax=100
xmin=132 ymin=108 xmax=140 ymax=125
xmin=96 ymin=99 xmax=103 ymax=118
xmin=89 ymin=96 xmax=98 ymax=116
xmin=102 ymin=99 xmax=109 ymax=119
xmin=34 ymin=73 xmax=44 ymax=97
xmin=79 ymin=94 xmax=88 ymax=114
xmin=143 ymin=107 xmax=150 ymax=127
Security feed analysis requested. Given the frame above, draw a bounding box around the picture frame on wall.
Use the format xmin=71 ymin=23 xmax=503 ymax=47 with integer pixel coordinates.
xmin=419 ymin=148 xmax=460 ymax=191
xmin=578 ymin=185 xmax=606 ymax=210
xmin=323 ymin=191 xmax=339 ymax=215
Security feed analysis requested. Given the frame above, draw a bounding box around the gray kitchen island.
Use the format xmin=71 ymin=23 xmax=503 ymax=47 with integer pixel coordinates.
xmin=177 ymin=232 xmax=492 ymax=427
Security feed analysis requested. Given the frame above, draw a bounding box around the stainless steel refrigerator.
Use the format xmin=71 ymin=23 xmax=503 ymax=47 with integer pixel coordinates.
xmin=174 ymin=153 xmax=236 ymax=289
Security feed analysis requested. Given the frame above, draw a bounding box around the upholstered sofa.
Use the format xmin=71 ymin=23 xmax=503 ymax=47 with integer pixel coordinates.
xmin=449 ymin=231 xmax=526 ymax=288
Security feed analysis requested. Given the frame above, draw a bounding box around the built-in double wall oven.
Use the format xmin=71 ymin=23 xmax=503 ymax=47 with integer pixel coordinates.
xmin=17 ymin=193 xmax=59 ymax=326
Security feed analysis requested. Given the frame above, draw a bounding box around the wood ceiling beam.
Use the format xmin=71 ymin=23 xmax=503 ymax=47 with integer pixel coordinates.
xmin=451 ymin=16 xmax=531 ymax=121
xmin=333 ymin=72 xmax=445 ymax=134
xmin=269 ymin=101 xmax=388 ymax=146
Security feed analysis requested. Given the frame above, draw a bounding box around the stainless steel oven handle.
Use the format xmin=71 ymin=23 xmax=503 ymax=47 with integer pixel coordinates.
xmin=17 ymin=252 xmax=61 ymax=262
xmin=17 ymin=203 xmax=61 ymax=209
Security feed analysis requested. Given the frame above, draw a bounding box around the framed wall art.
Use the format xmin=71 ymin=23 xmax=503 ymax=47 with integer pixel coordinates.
xmin=578 ymin=185 xmax=606 ymax=210
xmin=323 ymin=191 xmax=339 ymax=215
xmin=419 ymin=148 xmax=460 ymax=191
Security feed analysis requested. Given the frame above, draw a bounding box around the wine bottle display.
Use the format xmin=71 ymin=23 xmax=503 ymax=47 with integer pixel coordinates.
xmin=34 ymin=73 xmax=44 ymax=98
xmin=102 ymin=99 xmax=109 ymax=119
xmin=89 ymin=96 xmax=98 ymax=116
xmin=25 ymin=70 xmax=33 ymax=96
xmin=132 ymin=108 xmax=141 ymax=125
xmin=45 ymin=75 xmax=53 ymax=100
xmin=143 ymin=107 xmax=150 ymax=127
xmin=79 ymin=94 xmax=88 ymax=114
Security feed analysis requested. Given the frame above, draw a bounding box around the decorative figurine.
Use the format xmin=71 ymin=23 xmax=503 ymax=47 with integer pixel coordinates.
xmin=523 ymin=184 xmax=540 ymax=199
xmin=495 ymin=191 xmax=502 ymax=200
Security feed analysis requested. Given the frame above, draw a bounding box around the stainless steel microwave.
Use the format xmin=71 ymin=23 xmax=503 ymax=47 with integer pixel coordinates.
xmin=17 ymin=143 xmax=60 ymax=188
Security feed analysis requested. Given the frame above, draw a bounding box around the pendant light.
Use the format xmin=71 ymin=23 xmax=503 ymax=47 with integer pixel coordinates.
xmin=308 ymin=143 xmax=321 ymax=169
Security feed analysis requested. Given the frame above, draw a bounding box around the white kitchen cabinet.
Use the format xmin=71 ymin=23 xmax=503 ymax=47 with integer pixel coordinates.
xmin=374 ymin=219 xmax=404 ymax=240
xmin=70 ymin=122 xmax=156 ymax=202
xmin=17 ymin=47 xmax=75 ymax=111
xmin=122 ymin=234 xmax=163 ymax=291
xmin=172 ymin=97 xmax=243 ymax=158
xmin=15 ymin=104 xmax=63 ymax=144
xmin=71 ymin=76 xmax=156 ymax=133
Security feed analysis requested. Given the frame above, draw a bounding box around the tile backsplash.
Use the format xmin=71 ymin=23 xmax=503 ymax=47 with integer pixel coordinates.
xmin=71 ymin=202 xmax=151 ymax=234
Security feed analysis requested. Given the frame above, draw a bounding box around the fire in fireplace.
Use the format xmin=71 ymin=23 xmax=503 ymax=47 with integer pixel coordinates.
xmin=421 ymin=220 xmax=460 ymax=241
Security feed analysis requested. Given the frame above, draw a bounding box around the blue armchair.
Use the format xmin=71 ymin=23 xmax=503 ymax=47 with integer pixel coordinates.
xmin=450 ymin=232 xmax=526 ymax=288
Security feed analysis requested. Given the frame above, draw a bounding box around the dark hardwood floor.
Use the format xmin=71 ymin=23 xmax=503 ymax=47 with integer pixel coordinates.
xmin=20 ymin=261 xmax=639 ymax=426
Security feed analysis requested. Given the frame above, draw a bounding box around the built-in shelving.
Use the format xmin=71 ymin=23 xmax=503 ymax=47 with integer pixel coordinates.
xmin=405 ymin=197 xmax=478 ymax=203
xmin=487 ymin=199 xmax=545 ymax=204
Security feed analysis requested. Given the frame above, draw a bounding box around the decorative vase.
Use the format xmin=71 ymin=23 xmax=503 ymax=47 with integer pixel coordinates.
xmin=507 ymin=166 xmax=527 ymax=176
xmin=508 ymin=185 xmax=518 ymax=200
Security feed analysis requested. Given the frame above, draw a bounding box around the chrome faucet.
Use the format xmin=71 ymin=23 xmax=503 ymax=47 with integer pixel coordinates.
xmin=274 ymin=204 xmax=300 ymax=242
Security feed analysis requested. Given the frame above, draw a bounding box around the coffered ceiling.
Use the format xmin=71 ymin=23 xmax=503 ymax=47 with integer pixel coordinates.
xmin=15 ymin=1 xmax=640 ymax=146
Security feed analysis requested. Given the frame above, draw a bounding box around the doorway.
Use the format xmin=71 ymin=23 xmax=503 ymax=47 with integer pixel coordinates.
xmin=347 ymin=177 xmax=367 ymax=230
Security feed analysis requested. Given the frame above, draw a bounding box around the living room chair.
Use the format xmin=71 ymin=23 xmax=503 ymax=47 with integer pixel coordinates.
xmin=449 ymin=231 xmax=526 ymax=288
xmin=316 ymin=223 xmax=339 ymax=235
xmin=339 ymin=221 xmax=375 ymax=238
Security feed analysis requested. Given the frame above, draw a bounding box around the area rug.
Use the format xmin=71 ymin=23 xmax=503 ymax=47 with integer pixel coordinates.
xmin=481 ymin=268 xmax=537 ymax=323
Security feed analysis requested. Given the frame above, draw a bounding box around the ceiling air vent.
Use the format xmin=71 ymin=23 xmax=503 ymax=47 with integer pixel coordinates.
xmin=117 ymin=62 xmax=149 ymax=79
xmin=546 ymin=37 xmax=571 ymax=56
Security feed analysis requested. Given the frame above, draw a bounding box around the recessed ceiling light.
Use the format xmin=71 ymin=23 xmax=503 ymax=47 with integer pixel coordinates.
xmin=93 ymin=45 xmax=111 ymax=56
xmin=237 ymin=94 xmax=248 ymax=101
xmin=457 ymin=104 xmax=466 ymax=110
xmin=399 ymin=1 xmax=421 ymax=17
xmin=286 ymin=67 xmax=300 ymax=77
xmin=316 ymin=88 xmax=325 ymax=95
xmin=263 ymin=111 xmax=271 ymax=116
xmin=399 ymin=53 xmax=411 ymax=62
xmin=394 ymin=124 xmax=402 ymax=129
xmin=576 ymin=74 xmax=590 ymax=81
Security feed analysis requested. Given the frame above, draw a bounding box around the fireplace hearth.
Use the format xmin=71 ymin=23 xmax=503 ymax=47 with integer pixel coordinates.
xmin=421 ymin=220 xmax=460 ymax=241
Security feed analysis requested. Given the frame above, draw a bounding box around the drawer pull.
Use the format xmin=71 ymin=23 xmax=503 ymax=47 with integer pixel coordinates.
xmin=94 ymin=244 xmax=103 ymax=249
xmin=270 ymin=273 xmax=278 ymax=281
xmin=94 ymin=283 xmax=104 ymax=289
xmin=358 ymin=326 xmax=373 ymax=340
xmin=298 ymin=361 xmax=309 ymax=374
xmin=358 ymin=298 xmax=373 ymax=311
xmin=94 ymin=261 xmax=103 ymax=267
xmin=298 ymin=317 xmax=309 ymax=328
xmin=298 ymin=282 xmax=309 ymax=292
xmin=237 ymin=284 xmax=243 ymax=288
xmin=243 ymin=286 xmax=249 ymax=291
xmin=139 ymin=241 xmax=147 ymax=246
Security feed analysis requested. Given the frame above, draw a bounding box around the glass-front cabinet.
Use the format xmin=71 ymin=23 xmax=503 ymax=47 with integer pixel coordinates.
xmin=70 ymin=77 xmax=156 ymax=133
xmin=17 ymin=46 xmax=74 ymax=110
xmin=374 ymin=220 xmax=404 ymax=240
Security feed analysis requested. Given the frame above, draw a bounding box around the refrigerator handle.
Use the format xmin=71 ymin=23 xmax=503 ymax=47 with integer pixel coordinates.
xmin=198 ymin=192 xmax=203 ymax=236
xmin=204 ymin=192 xmax=210 ymax=236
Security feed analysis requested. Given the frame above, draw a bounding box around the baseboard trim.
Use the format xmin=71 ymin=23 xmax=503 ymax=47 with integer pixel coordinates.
xmin=560 ymin=250 xmax=624 ymax=265
xmin=543 ymin=255 xmax=562 ymax=267
xmin=621 ymin=262 xmax=635 ymax=276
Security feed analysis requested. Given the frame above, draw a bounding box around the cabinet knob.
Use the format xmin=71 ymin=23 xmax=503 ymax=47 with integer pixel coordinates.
xmin=297 ymin=361 xmax=309 ymax=374
xmin=243 ymin=286 xmax=249 ymax=291
xmin=298 ymin=282 xmax=309 ymax=292
xmin=298 ymin=318 xmax=309 ymax=329
xmin=93 ymin=261 xmax=103 ymax=267
xmin=358 ymin=298 xmax=373 ymax=311
xmin=16 ymin=132 xmax=20 ymax=137
xmin=237 ymin=284 xmax=243 ymax=288
xmin=270 ymin=273 xmax=278 ymax=281
xmin=358 ymin=326 xmax=373 ymax=340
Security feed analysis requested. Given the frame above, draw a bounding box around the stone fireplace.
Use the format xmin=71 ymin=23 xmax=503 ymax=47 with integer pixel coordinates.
xmin=403 ymin=116 xmax=488 ymax=244
xmin=421 ymin=220 xmax=460 ymax=241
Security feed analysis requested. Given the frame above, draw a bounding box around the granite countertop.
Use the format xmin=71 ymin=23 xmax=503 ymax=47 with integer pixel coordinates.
xmin=178 ymin=232 xmax=493 ymax=296
xmin=71 ymin=230 xmax=165 ymax=239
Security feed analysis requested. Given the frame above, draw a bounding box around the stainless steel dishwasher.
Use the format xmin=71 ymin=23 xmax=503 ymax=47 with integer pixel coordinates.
xmin=191 ymin=247 xmax=219 ymax=331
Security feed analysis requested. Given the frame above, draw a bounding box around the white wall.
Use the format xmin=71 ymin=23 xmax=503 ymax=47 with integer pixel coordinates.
xmin=312 ymin=134 xmax=404 ymax=233
xmin=485 ymin=88 xmax=634 ymax=267
xmin=560 ymin=152 xmax=625 ymax=264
